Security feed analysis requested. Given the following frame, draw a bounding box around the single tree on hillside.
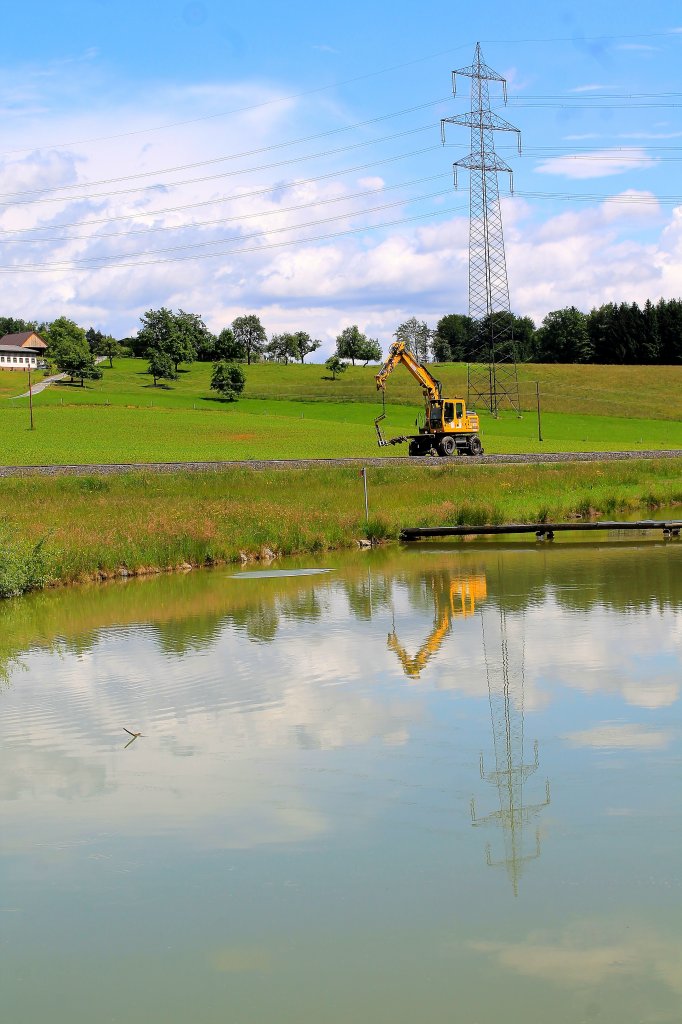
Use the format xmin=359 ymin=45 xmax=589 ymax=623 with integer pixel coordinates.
xmin=136 ymin=307 xmax=203 ymax=371
xmin=174 ymin=309 xmax=211 ymax=369
xmin=210 ymin=361 xmax=246 ymax=401
xmin=48 ymin=317 xmax=103 ymax=387
xmin=325 ymin=355 xmax=347 ymax=380
xmin=536 ymin=307 xmax=592 ymax=364
xmin=336 ymin=325 xmax=381 ymax=366
xmin=214 ymin=327 xmax=246 ymax=362
xmin=394 ymin=317 xmax=431 ymax=363
xmin=432 ymin=314 xmax=474 ymax=362
xmin=93 ymin=333 xmax=125 ymax=368
xmin=266 ymin=333 xmax=298 ymax=364
xmin=86 ymin=327 xmax=104 ymax=353
xmin=359 ymin=337 xmax=382 ymax=365
xmin=232 ymin=314 xmax=267 ymax=365
xmin=138 ymin=307 xmax=179 ymax=357
xmin=147 ymin=350 xmax=178 ymax=387
xmin=292 ymin=331 xmax=321 ymax=363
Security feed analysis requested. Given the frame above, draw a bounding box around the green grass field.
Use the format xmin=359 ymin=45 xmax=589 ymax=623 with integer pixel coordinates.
xmin=1 ymin=358 xmax=682 ymax=464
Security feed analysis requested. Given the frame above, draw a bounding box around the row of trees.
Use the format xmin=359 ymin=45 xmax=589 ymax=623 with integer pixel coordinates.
xmin=9 ymin=297 xmax=682 ymax=372
xmin=129 ymin=310 xmax=322 ymax=367
xmin=418 ymin=300 xmax=682 ymax=366
xmin=135 ymin=308 xmax=249 ymax=398
xmin=132 ymin=311 xmax=384 ymax=369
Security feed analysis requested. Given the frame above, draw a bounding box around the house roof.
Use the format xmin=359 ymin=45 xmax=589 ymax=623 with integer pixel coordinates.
xmin=0 ymin=345 xmax=40 ymax=354
xmin=0 ymin=331 xmax=47 ymax=349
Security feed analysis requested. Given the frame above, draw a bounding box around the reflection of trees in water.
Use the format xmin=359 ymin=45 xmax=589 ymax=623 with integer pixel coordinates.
xmin=345 ymin=572 xmax=393 ymax=621
xmin=493 ymin=546 xmax=682 ymax=615
xmin=0 ymin=545 xmax=680 ymax=687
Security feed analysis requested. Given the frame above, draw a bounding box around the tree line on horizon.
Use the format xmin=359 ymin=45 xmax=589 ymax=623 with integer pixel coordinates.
xmin=430 ymin=298 xmax=682 ymax=366
xmin=3 ymin=296 xmax=682 ymax=372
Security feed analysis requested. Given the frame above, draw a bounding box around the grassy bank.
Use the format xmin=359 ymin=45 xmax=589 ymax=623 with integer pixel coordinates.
xmin=1 ymin=459 xmax=681 ymax=594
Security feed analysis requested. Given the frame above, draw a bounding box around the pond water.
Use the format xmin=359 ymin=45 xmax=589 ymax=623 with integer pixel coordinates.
xmin=0 ymin=537 xmax=681 ymax=1023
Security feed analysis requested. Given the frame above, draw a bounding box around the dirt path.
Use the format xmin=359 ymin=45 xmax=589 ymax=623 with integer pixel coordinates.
xmin=10 ymin=371 xmax=67 ymax=398
xmin=9 ymin=356 xmax=108 ymax=399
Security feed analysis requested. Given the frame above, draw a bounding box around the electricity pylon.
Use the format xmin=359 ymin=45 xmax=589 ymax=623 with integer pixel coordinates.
xmin=470 ymin=602 xmax=550 ymax=897
xmin=441 ymin=42 xmax=522 ymax=415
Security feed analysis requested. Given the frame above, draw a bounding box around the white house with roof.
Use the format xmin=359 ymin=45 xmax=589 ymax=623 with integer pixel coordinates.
xmin=0 ymin=331 xmax=48 ymax=371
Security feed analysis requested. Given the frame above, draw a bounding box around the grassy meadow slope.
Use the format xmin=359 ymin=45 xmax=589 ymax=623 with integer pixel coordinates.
xmin=1 ymin=358 xmax=681 ymax=465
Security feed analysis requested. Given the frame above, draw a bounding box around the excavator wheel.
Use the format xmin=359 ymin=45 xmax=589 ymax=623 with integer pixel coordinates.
xmin=468 ymin=435 xmax=483 ymax=457
xmin=439 ymin=436 xmax=456 ymax=457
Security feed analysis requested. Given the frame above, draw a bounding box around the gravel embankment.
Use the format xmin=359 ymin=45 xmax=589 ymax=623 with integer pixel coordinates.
xmin=1 ymin=450 xmax=682 ymax=477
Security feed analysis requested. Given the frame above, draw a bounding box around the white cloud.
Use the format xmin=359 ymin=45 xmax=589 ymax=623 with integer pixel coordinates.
xmin=569 ymin=84 xmax=611 ymax=93
xmin=471 ymin=921 xmax=682 ymax=996
xmin=600 ymin=189 xmax=660 ymax=221
xmin=535 ymin=148 xmax=656 ymax=180
xmin=0 ymin=59 xmax=681 ymax=349
xmin=562 ymin=723 xmax=674 ymax=750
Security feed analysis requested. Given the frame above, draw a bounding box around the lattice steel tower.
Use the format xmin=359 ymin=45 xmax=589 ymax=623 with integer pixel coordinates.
xmin=441 ymin=43 xmax=521 ymax=415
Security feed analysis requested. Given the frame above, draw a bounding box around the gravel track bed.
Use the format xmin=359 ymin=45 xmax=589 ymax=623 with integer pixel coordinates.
xmin=1 ymin=450 xmax=682 ymax=477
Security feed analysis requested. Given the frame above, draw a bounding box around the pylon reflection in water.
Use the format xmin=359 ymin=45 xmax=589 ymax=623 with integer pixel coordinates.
xmin=470 ymin=601 xmax=550 ymax=896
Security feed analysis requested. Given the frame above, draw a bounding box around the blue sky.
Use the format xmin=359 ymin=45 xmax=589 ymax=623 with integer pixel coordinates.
xmin=0 ymin=1 xmax=681 ymax=349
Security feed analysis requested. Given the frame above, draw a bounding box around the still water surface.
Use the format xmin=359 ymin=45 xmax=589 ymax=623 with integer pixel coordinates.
xmin=1 ymin=539 xmax=681 ymax=1023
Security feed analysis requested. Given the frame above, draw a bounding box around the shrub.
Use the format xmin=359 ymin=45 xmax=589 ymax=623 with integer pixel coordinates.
xmin=0 ymin=530 xmax=53 ymax=598
xmin=325 ymin=355 xmax=347 ymax=380
xmin=211 ymin=361 xmax=246 ymax=401
xmin=364 ymin=516 xmax=392 ymax=541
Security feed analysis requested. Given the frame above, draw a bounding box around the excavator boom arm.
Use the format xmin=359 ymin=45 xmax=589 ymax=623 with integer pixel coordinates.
xmin=375 ymin=340 xmax=442 ymax=401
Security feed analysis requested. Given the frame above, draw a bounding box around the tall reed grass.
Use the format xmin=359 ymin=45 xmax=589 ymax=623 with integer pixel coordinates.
xmin=0 ymin=459 xmax=680 ymax=594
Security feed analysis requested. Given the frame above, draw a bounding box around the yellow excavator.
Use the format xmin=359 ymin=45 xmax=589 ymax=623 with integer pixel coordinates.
xmin=374 ymin=340 xmax=483 ymax=457
xmin=388 ymin=574 xmax=488 ymax=678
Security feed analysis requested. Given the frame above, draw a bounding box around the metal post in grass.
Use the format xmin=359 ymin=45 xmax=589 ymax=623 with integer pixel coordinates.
xmin=361 ymin=466 xmax=369 ymax=523
xmin=536 ymin=381 xmax=543 ymax=443
xmin=28 ymin=368 xmax=35 ymax=430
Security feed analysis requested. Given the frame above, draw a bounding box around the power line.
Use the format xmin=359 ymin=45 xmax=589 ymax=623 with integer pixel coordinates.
xmin=0 ymin=123 xmax=438 ymax=208
xmin=0 ymin=145 xmax=442 ymax=234
xmin=0 ymin=202 xmax=469 ymax=274
xmin=0 ymin=27 xmax=678 ymax=159
xmin=0 ymin=46 xmax=472 ymax=158
xmin=0 ymin=96 xmax=450 ymax=199
xmin=508 ymin=91 xmax=682 ymax=100
xmin=515 ymin=189 xmax=680 ymax=204
xmin=482 ymin=29 xmax=682 ymax=43
xmin=0 ymin=187 xmax=453 ymax=267
xmin=0 ymin=173 xmax=452 ymax=243
xmin=508 ymin=100 xmax=682 ymax=109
